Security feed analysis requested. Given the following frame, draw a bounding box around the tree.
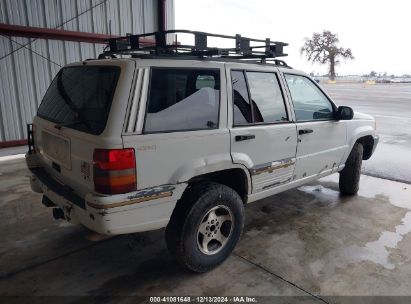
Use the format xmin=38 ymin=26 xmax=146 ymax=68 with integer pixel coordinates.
xmin=300 ymin=30 xmax=354 ymax=81
xmin=369 ymin=71 xmax=377 ymax=78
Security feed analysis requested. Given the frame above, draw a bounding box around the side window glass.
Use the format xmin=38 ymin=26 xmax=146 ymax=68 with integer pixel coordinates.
xmin=246 ymin=72 xmax=288 ymax=123
xmin=284 ymin=74 xmax=334 ymax=121
xmin=144 ymin=68 xmax=220 ymax=133
xmin=231 ymin=71 xmax=252 ymax=124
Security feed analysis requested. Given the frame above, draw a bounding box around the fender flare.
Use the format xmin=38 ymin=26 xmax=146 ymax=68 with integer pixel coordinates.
xmin=342 ymin=126 xmax=376 ymax=163
xmin=169 ymin=155 xmax=252 ymax=196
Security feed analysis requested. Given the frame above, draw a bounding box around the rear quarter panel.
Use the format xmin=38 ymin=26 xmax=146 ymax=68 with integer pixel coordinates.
xmin=122 ymin=60 xmax=231 ymax=189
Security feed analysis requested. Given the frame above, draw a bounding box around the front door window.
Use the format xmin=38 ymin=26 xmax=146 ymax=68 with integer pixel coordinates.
xmin=284 ymin=74 xmax=334 ymax=121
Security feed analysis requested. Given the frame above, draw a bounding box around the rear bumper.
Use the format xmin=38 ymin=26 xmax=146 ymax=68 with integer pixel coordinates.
xmin=26 ymin=153 xmax=187 ymax=235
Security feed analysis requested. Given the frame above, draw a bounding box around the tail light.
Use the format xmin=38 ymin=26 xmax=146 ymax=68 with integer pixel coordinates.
xmin=93 ymin=148 xmax=137 ymax=194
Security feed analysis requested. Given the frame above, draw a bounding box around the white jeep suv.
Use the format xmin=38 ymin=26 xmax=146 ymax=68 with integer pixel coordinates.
xmin=26 ymin=30 xmax=378 ymax=272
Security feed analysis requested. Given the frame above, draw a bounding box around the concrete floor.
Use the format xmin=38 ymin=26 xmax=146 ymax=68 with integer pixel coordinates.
xmin=1 ymin=156 xmax=410 ymax=302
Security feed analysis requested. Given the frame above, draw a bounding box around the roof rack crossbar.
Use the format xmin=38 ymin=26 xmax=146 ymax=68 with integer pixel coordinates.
xmin=100 ymin=29 xmax=288 ymax=61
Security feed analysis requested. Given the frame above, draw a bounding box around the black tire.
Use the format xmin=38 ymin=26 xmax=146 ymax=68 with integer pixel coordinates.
xmin=339 ymin=143 xmax=364 ymax=195
xmin=165 ymin=182 xmax=244 ymax=273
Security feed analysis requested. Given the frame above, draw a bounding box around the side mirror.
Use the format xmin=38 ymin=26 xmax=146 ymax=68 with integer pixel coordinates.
xmin=336 ymin=106 xmax=354 ymax=120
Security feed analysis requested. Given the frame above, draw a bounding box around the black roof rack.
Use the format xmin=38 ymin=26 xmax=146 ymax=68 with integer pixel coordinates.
xmin=99 ymin=30 xmax=289 ymax=65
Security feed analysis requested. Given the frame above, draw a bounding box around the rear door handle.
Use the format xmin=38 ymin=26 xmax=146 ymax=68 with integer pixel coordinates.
xmin=298 ymin=129 xmax=313 ymax=135
xmin=235 ymin=134 xmax=255 ymax=141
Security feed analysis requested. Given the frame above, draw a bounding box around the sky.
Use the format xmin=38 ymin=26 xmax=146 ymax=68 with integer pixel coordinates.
xmin=175 ymin=0 xmax=410 ymax=76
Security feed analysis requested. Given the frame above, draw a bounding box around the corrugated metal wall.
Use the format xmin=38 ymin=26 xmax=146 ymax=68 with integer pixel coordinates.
xmin=0 ymin=0 xmax=175 ymax=142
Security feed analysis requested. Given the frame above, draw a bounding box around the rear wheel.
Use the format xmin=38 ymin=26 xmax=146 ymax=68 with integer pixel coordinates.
xmin=165 ymin=182 xmax=244 ymax=272
xmin=339 ymin=143 xmax=364 ymax=195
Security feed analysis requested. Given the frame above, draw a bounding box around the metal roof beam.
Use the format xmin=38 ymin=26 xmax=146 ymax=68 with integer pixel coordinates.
xmin=0 ymin=23 xmax=154 ymax=45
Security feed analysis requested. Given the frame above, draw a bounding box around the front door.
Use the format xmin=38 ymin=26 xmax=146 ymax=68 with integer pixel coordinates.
xmin=283 ymin=74 xmax=347 ymax=180
xmin=228 ymin=68 xmax=298 ymax=193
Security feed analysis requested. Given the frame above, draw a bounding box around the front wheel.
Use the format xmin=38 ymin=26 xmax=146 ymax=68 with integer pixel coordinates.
xmin=339 ymin=143 xmax=364 ymax=195
xmin=165 ymin=182 xmax=244 ymax=272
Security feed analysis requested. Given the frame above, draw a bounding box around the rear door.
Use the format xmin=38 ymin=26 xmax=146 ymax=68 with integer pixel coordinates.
xmin=282 ymin=73 xmax=347 ymax=179
xmin=227 ymin=65 xmax=298 ymax=193
xmin=32 ymin=60 xmax=135 ymax=196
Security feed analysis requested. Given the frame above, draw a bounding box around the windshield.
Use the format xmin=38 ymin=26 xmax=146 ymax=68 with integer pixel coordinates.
xmin=37 ymin=66 xmax=120 ymax=135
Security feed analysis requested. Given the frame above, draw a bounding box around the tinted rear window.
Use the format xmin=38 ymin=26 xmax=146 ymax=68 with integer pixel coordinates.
xmin=144 ymin=68 xmax=220 ymax=133
xmin=37 ymin=66 xmax=120 ymax=135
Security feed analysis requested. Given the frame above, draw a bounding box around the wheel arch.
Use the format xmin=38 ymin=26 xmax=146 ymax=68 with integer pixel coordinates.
xmin=168 ymin=166 xmax=251 ymax=231
xmin=343 ymin=124 xmax=376 ymax=163
xmin=356 ymin=135 xmax=375 ymax=160
xmin=186 ymin=167 xmax=250 ymax=204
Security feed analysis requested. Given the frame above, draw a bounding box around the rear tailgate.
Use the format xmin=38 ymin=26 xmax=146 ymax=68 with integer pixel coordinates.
xmin=31 ymin=59 xmax=136 ymax=197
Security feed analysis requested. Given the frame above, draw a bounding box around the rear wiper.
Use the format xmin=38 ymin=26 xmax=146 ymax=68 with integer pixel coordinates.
xmin=54 ymin=120 xmax=85 ymax=130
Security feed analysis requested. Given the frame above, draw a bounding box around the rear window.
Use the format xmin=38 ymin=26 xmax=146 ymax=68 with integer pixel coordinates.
xmin=37 ymin=66 xmax=120 ymax=135
xmin=144 ymin=68 xmax=220 ymax=133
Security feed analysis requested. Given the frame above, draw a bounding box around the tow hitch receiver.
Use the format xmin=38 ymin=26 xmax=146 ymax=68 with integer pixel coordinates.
xmin=52 ymin=208 xmax=65 ymax=220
